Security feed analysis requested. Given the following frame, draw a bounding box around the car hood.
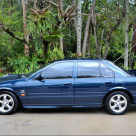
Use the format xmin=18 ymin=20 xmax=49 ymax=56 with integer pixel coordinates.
xmin=0 ymin=74 xmax=26 ymax=82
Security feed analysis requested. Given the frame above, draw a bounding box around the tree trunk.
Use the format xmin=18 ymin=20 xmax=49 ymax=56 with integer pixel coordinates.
xmin=82 ymin=0 xmax=96 ymax=57
xmin=92 ymin=7 xmax=99 ymax=58
xmin=9 ymin=0 xmax=12 ymax=16
xmin=43 ymin=40 xmax=49 ymax=61
xmin=93 ymin=24 xmax=99 ymax=58
xmin=72 ymin=0 xmax=77 ymax=33
xmin=102 ymin=1 xmax=126 ymax=59
xmin=87 ymin=25 xmax=91 ymax=54
xmin=9 ymin=0 xmax=13 ymax=44
xmin=58 ymin=0 xmax=63 ymax=52
xmin=76 ymin=0 xmax=82 ymax=55
xmin=34 ymin=0 xmax=37 ymax=10
xmin=131 ymin=0 xmax=136 ymax=68
xmin=22 ymin=0 xmax=29 ymax=56
xmin=132 ymin=25 xmax=136 ymax=68
xmin=100 ymin=29 xmax=104 ymax=58
xmin=103 ymin=35 xmax=111 ymax=59
xmin=83 ymin=0 xmax=87 ymax=13
xmin=124 ymin=0 xmax=129 ymax=69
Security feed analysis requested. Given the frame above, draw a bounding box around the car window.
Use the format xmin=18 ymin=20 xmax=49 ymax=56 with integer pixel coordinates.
xmin=101 ymin=63 xmax=113 ymax=78
xmin=77 ymin=61 xmax=100 ymax=78
xmin=103 ymin=61 xmax=131 ymax=77
xmin=42 ymin=62 xmax=74 ymax=79
xmin=26 ymin=63 xmax=51 ymax=77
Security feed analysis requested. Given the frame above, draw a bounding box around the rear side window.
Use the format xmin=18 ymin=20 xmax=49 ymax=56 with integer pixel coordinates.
xmin=101 ymin=63 xmax=113 ymax=78
xmin=103 ymin=61 xmax=131 ymax=77
xmin=42 ymin=62 xmax=74 ymax=79
xmin=77 ymin=61 xmax=100 ymax=78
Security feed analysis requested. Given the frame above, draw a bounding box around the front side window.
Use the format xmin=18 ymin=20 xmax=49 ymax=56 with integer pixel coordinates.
xmin=77 ymin=61 xmax=100 ymax=78
xmin=42 ymin=62 xmax=74 ymax=79
xmin=26 ymin=63 xmax=51 ymax=77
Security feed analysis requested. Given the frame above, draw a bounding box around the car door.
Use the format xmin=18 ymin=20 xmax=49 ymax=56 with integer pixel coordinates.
xmin=74 ymin=61 xmax=114 ymax=106
xmin=27 ymin=61 xmax=75 ymax=105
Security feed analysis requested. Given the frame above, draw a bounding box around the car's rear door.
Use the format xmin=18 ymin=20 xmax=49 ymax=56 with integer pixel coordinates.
xmin=27 ymin=61 xmax=75 ymax=105
xmin=74 ymin=61 xmax=114 ymax=106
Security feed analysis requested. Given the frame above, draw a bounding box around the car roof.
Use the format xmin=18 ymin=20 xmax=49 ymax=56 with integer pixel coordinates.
xmin=54 ymin=58 xmax=106 ymax=62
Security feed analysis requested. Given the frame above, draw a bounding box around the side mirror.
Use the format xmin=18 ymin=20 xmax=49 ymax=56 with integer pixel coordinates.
xmin=35 ymin=74 xmax=44 ymax=81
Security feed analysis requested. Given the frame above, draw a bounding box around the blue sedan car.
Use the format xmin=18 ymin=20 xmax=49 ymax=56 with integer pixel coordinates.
xmin=0 ymin=59 xmax=135 ymax=115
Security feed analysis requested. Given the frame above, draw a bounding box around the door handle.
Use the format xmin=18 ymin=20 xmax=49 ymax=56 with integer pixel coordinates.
xmin=63 ymin=83 xmax=72 ymax=86
xmin=105 ymin=82 xmax=112 ymax=84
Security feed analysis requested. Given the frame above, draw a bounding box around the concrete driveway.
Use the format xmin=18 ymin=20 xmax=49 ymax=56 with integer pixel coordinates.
xmin=0 ymin=105 xmax=136 ymax=135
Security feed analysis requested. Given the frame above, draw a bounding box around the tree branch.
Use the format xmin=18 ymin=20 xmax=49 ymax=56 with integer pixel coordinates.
xmin=103 ymin=1 xmax=126 ymax=59
xmin=65 ymin=5 xmax=71 ymax=14
xmin=114 ymin=43 xmax=136 ymax=63
xmin=0 ymin=21 xmax=27 ymax=44
xmin=71 ymin=13 xmax=97 ymax=16
xmin=44 ymin=0 xmax=59 ymax=7
xmin=4 ymin=28 xmax=27 ymax=44
xmin=110 ymin=1 xmax=126 ymax=34
xmin=67 ymin=5 xmax=77 ymax=18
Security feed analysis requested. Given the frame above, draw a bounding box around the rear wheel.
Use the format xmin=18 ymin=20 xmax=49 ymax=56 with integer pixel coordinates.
xmin=0 ymin=91 xmax=19 ymax=115
xmin=105 ymin=91 xmax=130 ymax=115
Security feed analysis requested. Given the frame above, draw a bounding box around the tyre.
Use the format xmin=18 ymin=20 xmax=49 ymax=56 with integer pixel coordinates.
xmin=0 ymin=91 xmax=19 ymax=115
xmin=105 ymin=91 xmax=130 ymax=115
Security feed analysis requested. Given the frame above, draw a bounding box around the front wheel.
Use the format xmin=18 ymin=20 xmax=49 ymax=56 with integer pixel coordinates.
xmin=0 ymin=91 xmax=19 ymax=115
xmin=105 ymin=91 xmax=130 ymax=115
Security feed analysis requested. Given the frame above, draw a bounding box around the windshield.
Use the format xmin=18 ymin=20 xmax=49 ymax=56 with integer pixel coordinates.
xmin=26 ymin=63 xmax=51 ymax=77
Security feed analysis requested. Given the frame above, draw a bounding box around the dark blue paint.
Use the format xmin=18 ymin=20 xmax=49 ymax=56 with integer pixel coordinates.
xmin=27 ymin=78 xmax=74 ymax=105
xmin=0 ymin=59 xmax=136 ymax=109
xmin=74 ymin=78 xmax=114 ymax=105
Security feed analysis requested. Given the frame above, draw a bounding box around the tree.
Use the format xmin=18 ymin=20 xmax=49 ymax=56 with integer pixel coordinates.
xmin=34 ymin=0 xmax=37 ymax=10
xmin=124 ymin=0 xmax=129 ymax=69
xmin=22 ymin=0 xmax=29 ymax=56
xmin=102 ymin=0 xmax=126 ymax=59
xmin=82 ymin=0 xmax=96 ymax=57
xmin=131 ymin=0 xmax=136 ymax=68
xmin=58 ymin=0 xmax=63 ymax=52
xmin=76 ymin=0 xmax=82 ymax=55
xmin=0 ymin=0 xmax=135 ymax=75
xmin=29 ymin=0 xmax=77 ymax=60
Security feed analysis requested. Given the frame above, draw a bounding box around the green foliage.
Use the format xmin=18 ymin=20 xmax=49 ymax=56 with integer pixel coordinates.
xmin=122 ymin=65 xmax=129 ymax=71
xmin=27 ymin=9 xmax=66 ymax=45
xmin=8 ymin=56 xmax=43 ymax=74
xmin=45 ymin=42 xmax=64 ymax=64
xmin=0 ymin=1 xmax=23 ymax=38
xmin=0 ymin=0 xmax=136 ymax=75
xmin=27 ymin=10 xmax=65 ymax=39
xmin=27 ymin=11 xmax=56 ymax=36
xmin=133 ymin=63 xmax=136 ymax=69
xmin=27 ymin=9 xmax=66 ymax=64
xmin=43 ymin=34 xmax=65 ymax=42
xmin=0 ymin=72 xmax=4 ymax=78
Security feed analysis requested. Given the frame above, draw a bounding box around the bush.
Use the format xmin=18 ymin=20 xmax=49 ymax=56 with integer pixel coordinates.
xmin=0 ymin=70 xmax=4 ymax=77
xmin=7 ymin=55 xmax=43 ymax=74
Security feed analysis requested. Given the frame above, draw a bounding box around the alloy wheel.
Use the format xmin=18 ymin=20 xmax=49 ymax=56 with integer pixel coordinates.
xmin=109 ymin=94 xmax=127 ymax=113
xmin=0 ymin=94 xmax=14 ymax=113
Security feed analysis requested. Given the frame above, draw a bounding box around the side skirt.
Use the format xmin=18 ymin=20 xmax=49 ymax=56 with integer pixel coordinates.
xmin=23 ymin=104 xmax=102 ymax=109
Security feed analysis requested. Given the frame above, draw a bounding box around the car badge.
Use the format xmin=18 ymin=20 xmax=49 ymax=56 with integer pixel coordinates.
xmin=20 ymin=90 xmax=25 ymax=93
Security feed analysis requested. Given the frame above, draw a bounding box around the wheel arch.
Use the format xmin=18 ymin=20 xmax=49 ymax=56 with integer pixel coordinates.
xmin=0 ymin=88 xmax=22 ymax=106
xmin=102 ymin=88 xmax=134 ymax=105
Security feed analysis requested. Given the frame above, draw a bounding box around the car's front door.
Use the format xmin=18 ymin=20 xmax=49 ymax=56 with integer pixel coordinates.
xmin=74 ymin=61 xmax=114 ymax=106
xmin=27 ymin=61 xmax=75 ymax=105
